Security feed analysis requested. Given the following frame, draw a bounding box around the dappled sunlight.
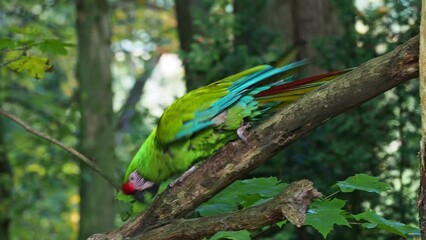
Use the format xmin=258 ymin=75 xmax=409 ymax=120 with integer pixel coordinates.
xmin=141 ymin=54 xmax=185 ymax=117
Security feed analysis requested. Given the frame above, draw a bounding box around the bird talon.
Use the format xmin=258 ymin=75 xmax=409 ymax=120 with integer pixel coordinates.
xmin=169 ymin=165 xmax=197 ymax=188
xmin=237 ymin=122 xmax=252 ymax=143
xmin=168 ymin=180 xmax=177 ymax=188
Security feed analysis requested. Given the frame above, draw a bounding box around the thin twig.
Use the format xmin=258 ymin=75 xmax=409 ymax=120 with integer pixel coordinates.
xmin=347 ymin=222 xmax=363 ymax=225
xmin=0 ymin=46 xmax=28 ymax=54
xmin=321 ymin=190 xmax=341 ymax=201
xmin=0 ymin=46 xmax=29 ymax=68
xmin=0 ymin=109 xmax=120 ymax=191
xmin=0 ymin=51 xmax=26 ymax=67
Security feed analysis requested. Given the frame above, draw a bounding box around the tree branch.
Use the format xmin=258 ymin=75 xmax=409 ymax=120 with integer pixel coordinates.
xmin=0 ymin=50 xmax=26 ymax=67
xmin=116 ymin=54 xmax=161 ymax=131
xmin=101 ymin=35 xmax=419 ymax=239
xmin=0 ymin=110 xmax=120 ymax=191
xmin=132 ymin=180 xmax=320 ymax=240
xmin=418 ymin=1 xmax=426 ymax=237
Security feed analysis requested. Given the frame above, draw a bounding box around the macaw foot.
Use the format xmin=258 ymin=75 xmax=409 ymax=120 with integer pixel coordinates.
xmin=169 ymin=165 xmax=197 ymax=188
xmin=133 ymin=184 xmax=159 ymax=203
xmin=237 ymin=122 xmax=252 ymax=143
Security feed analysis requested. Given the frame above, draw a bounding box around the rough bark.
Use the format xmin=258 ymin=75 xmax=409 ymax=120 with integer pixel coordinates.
xmin=418 ymin=1 xmax=426 ymax=238
xmin=96 ymin=36 xmax=419 ymax=240
xmin=75 ymin=0 xmax=116 ymax=239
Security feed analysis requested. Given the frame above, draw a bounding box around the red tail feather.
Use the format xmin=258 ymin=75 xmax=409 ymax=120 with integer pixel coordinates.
xmin=254 ymin=69 xmax=350 ymax=97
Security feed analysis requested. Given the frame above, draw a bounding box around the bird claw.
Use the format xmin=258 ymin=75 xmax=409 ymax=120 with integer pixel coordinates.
xmin=237 ymin=122 xmax=252 ymax=143
xmin=169 ymin=165 xmax=197 ymax=188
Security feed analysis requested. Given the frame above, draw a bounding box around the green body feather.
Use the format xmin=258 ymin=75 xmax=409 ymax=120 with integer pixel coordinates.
xmin=124 ymin=62 xmax=348 ymax=182
xmin=125 ymin=127 xmax=235 ymax=182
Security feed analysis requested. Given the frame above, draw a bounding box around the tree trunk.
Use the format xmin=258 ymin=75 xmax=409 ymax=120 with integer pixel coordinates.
xmin=174 ymin=0 xmax=208 ymax=91
xmin=290 ymin=0 xmax=343 ymax=75
xmin=0 ymin=119 xmax=11 ymax=240
xmin=75 ymin=0 xmax=116 ymax=239
xmin=174 ymin=0 xmax=195 ymax=91
xmin=418 ymin=1 xmax=426 ymax=238
xmin=262 ymin=0 xmax=294 ymax=44
xmin=175 ymin=0 xmax=194 ymax=54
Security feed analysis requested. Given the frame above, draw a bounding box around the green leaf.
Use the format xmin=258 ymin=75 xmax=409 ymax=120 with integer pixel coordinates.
xmin=305 ymin=199 xmax=350 ymax=238
xmin=11 ymin=24 xmax=41 ymax=36
xmin=116 ymin=192 xmax=133 ymax=202
xmin=4 ymin=50 xmax=23 ymax=61
xmin=117 ymin=198 xmax=132 ymax=221
xmin=7 ymin=55 xmax=53 ymax=79
xmin=196 ymin=177 xmax=287 ymax=217
xmin=353 ymin=211 xmax=420 ymax=237
xmin=208 ymin=230 xmax=251 ymax=240
xmin=38 ymin=39 xmax=74 ymax=55
xmin=196 ymin=203 xmax=236 ymax=216
xmin=276 ymin=220 xmax=287 ymax=228
xmin=336 ymin=174 xmax=390 ymax=193
xmin=0 ymin=38 xmax=16 ymax=50
xmin=239 ymin=193 xmax=264 ymax=207
xmin=132 ymin=201 xmax=146 ymax=213
xmin=116 ymin=191 xmax=153 ymax=220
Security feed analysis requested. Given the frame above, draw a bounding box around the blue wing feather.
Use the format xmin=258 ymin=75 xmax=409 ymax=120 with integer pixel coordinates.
xmin=173 ymin=60 xmax=307 ymax=141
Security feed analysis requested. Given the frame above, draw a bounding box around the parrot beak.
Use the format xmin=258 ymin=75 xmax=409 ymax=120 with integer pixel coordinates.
xmin=135 ymin=180 xmax=155 ymax=191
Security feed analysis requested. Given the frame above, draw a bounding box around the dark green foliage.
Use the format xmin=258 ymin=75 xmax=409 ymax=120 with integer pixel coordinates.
xmin=197 ymin=177 xmax=287 ymax=217
xmin=200 ymin=175 xmax=417 ymax=239
xmin=208 ymin=230 xmax=251 ymax=240
xmin=123 ymin=175 xmax=414 ymax=238
xmin=353 ymin=211 xmax=419 ymax=237
xmin=0 ymin=1 xmax=80 ymax=239
xmin=183 ymin=0 xmax=283 ymax=87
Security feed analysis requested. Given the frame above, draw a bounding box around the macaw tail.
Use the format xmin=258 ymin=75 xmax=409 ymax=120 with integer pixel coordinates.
xmin=254 ymin=69 xmax=352 ymax=112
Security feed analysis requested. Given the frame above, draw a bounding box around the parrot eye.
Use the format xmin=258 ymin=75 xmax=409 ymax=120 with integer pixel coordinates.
xmin=130 ymin=176 xmax=134 ymax=181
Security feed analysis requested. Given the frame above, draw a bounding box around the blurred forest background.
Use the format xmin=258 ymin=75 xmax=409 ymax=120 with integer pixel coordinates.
xmin=0 ymin=0 xmax=422 ymax=239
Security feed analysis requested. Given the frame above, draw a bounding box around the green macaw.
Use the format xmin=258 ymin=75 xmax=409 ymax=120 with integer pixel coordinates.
xmin=121 ymin=60 xmax=349 ymax=195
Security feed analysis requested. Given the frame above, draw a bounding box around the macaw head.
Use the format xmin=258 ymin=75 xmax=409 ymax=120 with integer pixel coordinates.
xmin=121 ymin=171 xmax=154 ymax=195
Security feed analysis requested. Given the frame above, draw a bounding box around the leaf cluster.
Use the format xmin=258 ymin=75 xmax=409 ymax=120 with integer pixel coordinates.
xmin=197 ymin=175 xmax=419 ymax=239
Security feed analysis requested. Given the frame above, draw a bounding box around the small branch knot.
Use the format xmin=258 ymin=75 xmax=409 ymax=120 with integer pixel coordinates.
xmin=280 ymin=180 xmax=321 ymax=227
